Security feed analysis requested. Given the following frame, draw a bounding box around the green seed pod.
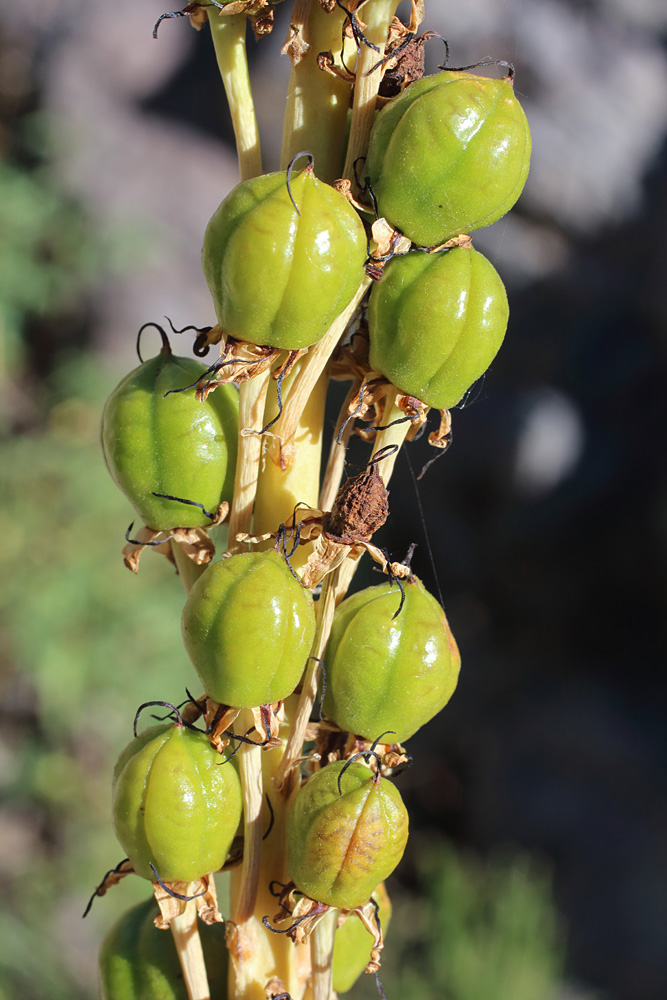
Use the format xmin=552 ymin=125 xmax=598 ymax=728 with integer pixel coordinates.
xmin=181 ymin=551 xmax=316 ymax=708
xmin=333 ymin=884 xmax=392 ymax=994
xmin=287 ymin=761 xmax=408 ymax=910
xmin=112 ymin=722 xmax=242 ymax=882
xmin=201 ymin=157 xmax=367 ymax=350
xmin=322 ymin=577 xmax=460 ymax=744
xmin=99 ymin=898 xmax=228 ymax=1000
xmin=365 ymin=70 xmax=531 ymax=247
xmin=367 ymin=246 xmax=508 ymax=410
xmin=101 ymin=333 xmax=238 ymax=531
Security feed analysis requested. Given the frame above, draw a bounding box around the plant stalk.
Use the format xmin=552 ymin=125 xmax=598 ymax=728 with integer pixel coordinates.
xmin=209 ymin=11 xmax=262 ymax=180
xmin=170 ymin=902 xmax=211 ymax=1000
xmin=311 ymin=907 xmax=339 ymax=1000
xmin=342 ymin=0 xmax=400 ymax=183
xmin=227 ymin=371 xmax=271 ymax=554
xmin=281 ymin=0 xmax=353 ymax=180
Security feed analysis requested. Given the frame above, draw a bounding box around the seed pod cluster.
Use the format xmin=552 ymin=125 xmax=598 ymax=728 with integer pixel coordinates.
xmin=98 ymin=10 xmax=530 ymax=998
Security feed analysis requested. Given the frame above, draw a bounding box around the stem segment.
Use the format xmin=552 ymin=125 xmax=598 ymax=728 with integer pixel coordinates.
xmin=170 ymin=902 xmax=211 ymax=1000
xmin=311 ymin=908 xmax=338 ymax=1000
xmin=343 ymin=0 xmax=400 ymax=183
xmin=209 ymin=11 xmax=262 ymax=180
xmin=227 ymin=371 xmax=271 ymax=554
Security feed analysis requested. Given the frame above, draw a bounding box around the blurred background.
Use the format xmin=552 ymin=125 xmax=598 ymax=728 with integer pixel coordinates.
xmin=1 ymin=1 xmax=666 ymax=998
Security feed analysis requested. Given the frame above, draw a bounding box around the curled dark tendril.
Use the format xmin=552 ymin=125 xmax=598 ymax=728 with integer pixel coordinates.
xmin=149 ymin=863 xmax=209 ymax=901
xmin=151 ymin=492 xmax=216 ymax=521
xmin=184 ymin=688 xmax=207 ymax=715
xmin=352 ymin=156 xmax=367 ymax=192
xmin=370 ymin=894 xmax=383 ymax=945
xmin=369 ymin=731 xmax=396 ymax=753
xmin=269 ymin=880 xmax=289 ymax=898
xmin=368 ymin=444 xmax=399 ymax=468
xmin=82 ymin=858 xmax=130 ymax=918
xmin=364 ymin=30 xmax=416 ymax=77
xmin=417 ymin=447 xmax=448 ymax=480
xmin=163 ymin=355 xmax=238 ymax=397
xmin=152 ymin=8 xmax=189 ymax=40
xmin=263 ymin=793 xmax=275 ymax=841
xmin=374 ymin=971 xmax=388 ymax=1000
xmin=224 ymin=727 xmax=271 ymax=748
xmin=335 ymin=1 xmax=381 ymax=54
xmin=125 ymin=523 xmax=175 ymax=547
xmin=262 ymin=913 xmax=313 ymax=935
xmin=258 ymin=366 xmax=287 ymax=435
xmin=388 ymin=565 xmax=406 ymax=620
xmin=150 ymin=697 xmax=191 ymax=721
xmin=285 ymin=151 xmax=314 ymax=216
xmin=440 ymin=55 xmax=514 ymax=80
xmin=337 ymin=383 xmax=367 ymax=445
xmin=337 ymin=746 xmax=385 ymax=795
xmin=373 ymin=414 xmax=414 ymax=433
xmin=133 ymin=700 xmax=184 ymax=737
xmin=136 ymin=322 xmax=171 ymax=363
xmin=403 ymin=541 xmax=417 ymax=568
xmin=275 ymin=521 xmax=304 ymax=582
xmin=164 ymin=317 xmax=212 ymax=338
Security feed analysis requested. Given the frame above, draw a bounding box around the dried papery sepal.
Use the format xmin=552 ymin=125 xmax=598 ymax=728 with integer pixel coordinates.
xmin=153 ymin=872 xmax=223 ymax=928
xmin=122 ymin=505 xmax=227 ymax=573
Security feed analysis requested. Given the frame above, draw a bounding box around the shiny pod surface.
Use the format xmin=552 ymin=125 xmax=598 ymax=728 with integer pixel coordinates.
xmin=368 ymin=246 xmax=508 ymax=410
xmin=333 ymin=884 xmax=392 ymax=994
xmin=323 ymin=578 xmax=460 ymax=743
xmin=365 ymin=70 xmax=531 ymax=247
xmin=112 ymin=723 xmax=242 ymax=882
xmin=181 ymin=551 xmax=316 ymax=708
xmin=201 ymin=166 xmax=367 ymax=349
xmin=287 ymin=761 xmax=408 ymax=909
xmin=101 ymin=348 xmax=238 ymax=531
xmin=99 ymin=898 xmax=228 ymax=1000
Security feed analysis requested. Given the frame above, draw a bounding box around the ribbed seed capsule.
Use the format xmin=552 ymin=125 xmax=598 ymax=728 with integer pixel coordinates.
xmin=201 ymin=160 xmax=367 ymax=349
xmin=101 ymin=342 xmax=238 ymax=531
xmin=99 ymin=898 xmax=228 ymax=1000
xmin=112 ymin=723 xmax=242 ymax=882
xmin=333 ymin=884 xmax=392 ymax=994
xmin=323 ymin=577 xmax=460 ymax=744
xmin=181 ymin=551 xmax=316 ymax=708
xmin=365 ymin=69 xmax=531 ymax=247
xmin=287 ymin=761 xmax=408 ymax=910
xmin=368 ymin=246 xmax=508 ymax=410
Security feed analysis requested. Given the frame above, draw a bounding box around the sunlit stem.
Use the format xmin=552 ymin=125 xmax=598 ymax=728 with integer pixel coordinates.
xmin=171 ymin=540 xmax=207 ymax=594
xmin=233 ymin=709 xmax=264 ymax=925
xmin=273 ymin=279 xmax=371 ymax=471
xmin=228 ymin=731 xmax=311 ymax=1000
xmin=281 ymin=0 xmax=353 ymax=180
xmin=209 ymin=11 xmax=262 ymax=180
xmin=227 ymin=372 xmax=271 ymax=554
xmin=343 ymin=0 xmax=400 ymax=182
xmin=170 ymin=902 xmax=211 ymax=1000
xmin=276 ymin=568 xmax=340 ymax=792
xmin=254 ymin=365 xmax=328 ymax=570
xmin=318 ymin=382 xmax=359 ymax=512
xmin=311 ymin=907 xmax=339 ymax=1000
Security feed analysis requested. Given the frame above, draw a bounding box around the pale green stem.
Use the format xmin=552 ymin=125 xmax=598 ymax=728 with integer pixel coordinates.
xmin=343 ymin=0 xmax=400 ymax=182
xmin=276 ymin=568 xmax=340 ymax=792
xmin=281 ymin=0 xmax=352 ymax=180
xmin=233 ymin=708 xmax=265 ymax=925
xmin=227 ymin=371 xmax=271 ymax=554
xmin=209 ymin=11 xmax=262 ymax=180
xmin=170 ymin=902 xmax=211 ymax=1000
xmin=311 ymin=908 xmax=339 ymax=1000
xmin=171 ymin=540 xmax=207 ymax=594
